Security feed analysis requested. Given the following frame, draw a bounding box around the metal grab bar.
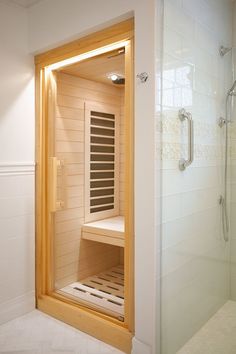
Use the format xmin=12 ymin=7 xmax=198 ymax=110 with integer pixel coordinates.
xmin=219 ymin=195 xmax=229 ymax=242
xmin=178 ymin=108 xmax=194 ymax=171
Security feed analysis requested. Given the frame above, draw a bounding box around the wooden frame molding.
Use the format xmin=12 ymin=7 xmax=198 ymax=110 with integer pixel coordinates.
xmin=35 ymin=19 xmax=134 ymax=68
xmin=35 ymin=19 xmax=134 ymax=354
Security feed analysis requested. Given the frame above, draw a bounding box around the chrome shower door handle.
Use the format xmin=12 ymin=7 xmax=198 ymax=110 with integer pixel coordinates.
xmin=179 ymin=108 xmax=194 ymax=171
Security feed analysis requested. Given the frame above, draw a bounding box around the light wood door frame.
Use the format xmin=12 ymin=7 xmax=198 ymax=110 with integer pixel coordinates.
xmin=35 ymin=19 xmax=134 ymax=353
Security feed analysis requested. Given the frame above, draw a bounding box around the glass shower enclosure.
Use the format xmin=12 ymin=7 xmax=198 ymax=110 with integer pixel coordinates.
xmin=159 ymin=0 xmax=236 ymax=353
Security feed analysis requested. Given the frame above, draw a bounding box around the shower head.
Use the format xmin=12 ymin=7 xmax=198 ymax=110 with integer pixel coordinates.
xmin=220 ymin=45 xmax=232 ymax=57
xmin=228 ymin=80 xmax=236 ymax=96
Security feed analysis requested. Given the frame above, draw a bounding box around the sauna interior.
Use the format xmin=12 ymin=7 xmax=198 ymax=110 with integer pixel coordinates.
xmin=49 ymin=47 xmax=127 ymax=321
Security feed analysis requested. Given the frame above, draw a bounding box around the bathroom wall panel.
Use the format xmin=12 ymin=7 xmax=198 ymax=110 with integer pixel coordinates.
xmin=0 ymin=169 xmax=35 ymax=324
xmin=54 ymin=72 xmax=125 ymax=289
xmin=230 ymin=3 xmax=236 ymax=300
xmin=230 ymin=161 xmax=236 ymax=298
xmin=0 ymin=2 xmax=35 ymax=323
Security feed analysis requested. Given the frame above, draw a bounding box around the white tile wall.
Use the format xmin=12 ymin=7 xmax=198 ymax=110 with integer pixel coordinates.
xmin=160 ymin=0 xmax=233 ymax=353
xmin=230 ymin=3 xmax=236 ymax=302
xmin=0 ymin=165 xmax=35 ymax=325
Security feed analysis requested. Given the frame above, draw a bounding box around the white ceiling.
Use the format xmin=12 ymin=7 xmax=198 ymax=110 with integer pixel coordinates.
xmin=9 ymin=0 xmax=42 ymax=8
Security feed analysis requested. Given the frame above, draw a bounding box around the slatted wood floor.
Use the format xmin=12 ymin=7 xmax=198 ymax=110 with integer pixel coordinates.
xmin=59 ymin=265 xmax=124 ymax=320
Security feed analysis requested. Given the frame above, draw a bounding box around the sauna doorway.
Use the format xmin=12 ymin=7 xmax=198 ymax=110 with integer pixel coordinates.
xmin=35 ymin=20 xmax=134 ymax=353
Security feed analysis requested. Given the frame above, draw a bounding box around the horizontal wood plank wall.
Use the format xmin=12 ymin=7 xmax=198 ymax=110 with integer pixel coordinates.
xmin=54 ymin=72 xmax=124 ymax=288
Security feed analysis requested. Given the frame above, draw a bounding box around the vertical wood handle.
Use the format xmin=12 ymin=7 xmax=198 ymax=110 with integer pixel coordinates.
xmin=49 ymin=157 xmax=64 ymax=212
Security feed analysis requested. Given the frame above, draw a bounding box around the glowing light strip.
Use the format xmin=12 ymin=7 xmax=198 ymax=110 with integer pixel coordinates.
xmin=46 ymin=40 xmax=129 ymax=71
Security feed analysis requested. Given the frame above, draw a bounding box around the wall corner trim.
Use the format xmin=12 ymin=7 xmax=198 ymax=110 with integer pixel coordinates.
xmin=131 ymin=337 xmax=152 ymax=354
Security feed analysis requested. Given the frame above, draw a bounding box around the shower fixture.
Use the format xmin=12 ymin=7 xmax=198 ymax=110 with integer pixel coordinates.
xmin=136 ymin=72 xmax=149 ymax=83
xmin=219 ymin=45 xmax=232 ymax=57
xmin=218 ymin=79 xmax=236 ymax=242
xmin=228 ymin=79 xmax=236 ymax=96
xmin=218 ymin=43 xmax=236 ymax=242
xmin=218 ymin=117 xmax=227 ymax=128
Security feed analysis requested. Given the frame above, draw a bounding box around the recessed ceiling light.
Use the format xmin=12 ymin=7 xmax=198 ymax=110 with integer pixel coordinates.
xmin=107 ymin=73 xmax=125 ymax=85
xmin=110 ymin=74 xmax=119 ymax=81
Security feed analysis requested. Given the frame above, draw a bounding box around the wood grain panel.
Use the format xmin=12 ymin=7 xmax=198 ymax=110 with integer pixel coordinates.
xmin=58 ymin=72 xmax=123 ymax=94
xmin=56 ymin=117 xmax=84 ymax=131
xmin=57 ymin=82 xmax=121 ymax=106
xmin=57 ymin=94 xmax=84 ymax=109
xmin=56 ymin=106 xmax=84 ymax=120
xmin=54 ymin=72 xmax=124 ymax=289
xmin=56 ymin=130 xmax=84 ymax=142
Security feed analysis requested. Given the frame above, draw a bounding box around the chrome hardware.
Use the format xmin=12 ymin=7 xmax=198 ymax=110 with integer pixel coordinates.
xmin=219 ymin=45 xmax=232 ymax=57
xmin=179 ymin=108 xmax=194 ymax=171
xmin=136 ymin=72 xmax=148 ymax=83
xmin=219 ymin=195 xmax=229 ymax=242
xmin=219 ymin=195 xmax=224 ymax=205
xmin=218 ymin=117 xmax=227 ymax=128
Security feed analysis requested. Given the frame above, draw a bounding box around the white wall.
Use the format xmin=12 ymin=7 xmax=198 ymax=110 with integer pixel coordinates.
xmin=160 ymin=0 xmax=232 ymax=353
xmin=0 ymin=2 xmax=35 ymax=162
xmin=0 ymin=2 xmax=35 ymax=324
xmin=28 ymin=1 xmax=158 ymax=353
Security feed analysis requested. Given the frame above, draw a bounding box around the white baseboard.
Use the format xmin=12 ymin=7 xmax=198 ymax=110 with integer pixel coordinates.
xmin=0 ymin=291 xmax=35 ymax=325
xmin=132 ymin=337 xmax=152 ymax=354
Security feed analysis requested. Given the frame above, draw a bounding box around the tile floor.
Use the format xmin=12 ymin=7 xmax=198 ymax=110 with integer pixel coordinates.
xmin=0 ymin=310 xmax=125 ymax=354
xmin=177 ymin=300 xmax=236 ymax=354
xmin=4 ymin=300 xmax=236 ymax=354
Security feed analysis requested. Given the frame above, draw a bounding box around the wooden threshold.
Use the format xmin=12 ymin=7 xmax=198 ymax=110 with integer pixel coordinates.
xmin=37 ymin=295 xmax=132 ymax=353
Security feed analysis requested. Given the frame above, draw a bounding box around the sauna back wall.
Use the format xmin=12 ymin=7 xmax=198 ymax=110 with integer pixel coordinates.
xmin=54 ymin=72 xmax=124 ymax=289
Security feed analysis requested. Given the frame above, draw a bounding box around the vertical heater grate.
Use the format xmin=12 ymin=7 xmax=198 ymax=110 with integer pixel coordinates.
xmin=85 ymin=105 xmax=119 ymax=222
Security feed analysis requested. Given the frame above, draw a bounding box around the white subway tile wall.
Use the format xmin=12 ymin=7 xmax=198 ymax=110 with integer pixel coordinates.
xmin=160 ymin=0 xmax=233 ymax=353
xmin=0 ymin=169 xmax=35 ymax=324
xmin=230 ymin=78 xmax=236 ymax=299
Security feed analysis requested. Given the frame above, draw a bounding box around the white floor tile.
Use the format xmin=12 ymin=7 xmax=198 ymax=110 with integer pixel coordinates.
xmin=177 ymin=300 xmax=236 ymax=354
xmin=0 ymin=310 xmax=125 ymax=354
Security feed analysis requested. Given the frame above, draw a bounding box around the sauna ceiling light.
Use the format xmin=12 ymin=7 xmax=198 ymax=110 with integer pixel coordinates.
xmin=107 ymin=73 xmax=125 ymax=85
xmin=46 ymin=40 xmax=129 ymax=71
xmin=110 ymin=74 xmax=119 ymax=81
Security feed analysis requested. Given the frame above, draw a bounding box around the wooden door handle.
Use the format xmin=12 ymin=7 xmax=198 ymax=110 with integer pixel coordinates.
xmin=49 ymin=157 xmax=64 ymax=212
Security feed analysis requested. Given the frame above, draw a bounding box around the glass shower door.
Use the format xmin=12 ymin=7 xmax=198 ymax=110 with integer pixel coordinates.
xmin=160 ymin=0 xmax=232 ymax=353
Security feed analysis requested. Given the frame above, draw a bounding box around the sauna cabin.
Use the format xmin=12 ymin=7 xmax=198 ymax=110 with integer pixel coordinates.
xmin=51 ymin=50 xmax=127 ymax=320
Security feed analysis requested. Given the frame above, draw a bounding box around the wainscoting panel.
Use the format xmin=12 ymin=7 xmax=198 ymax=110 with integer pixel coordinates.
xmin=0 ymin=162 xmax=35 ymax=324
